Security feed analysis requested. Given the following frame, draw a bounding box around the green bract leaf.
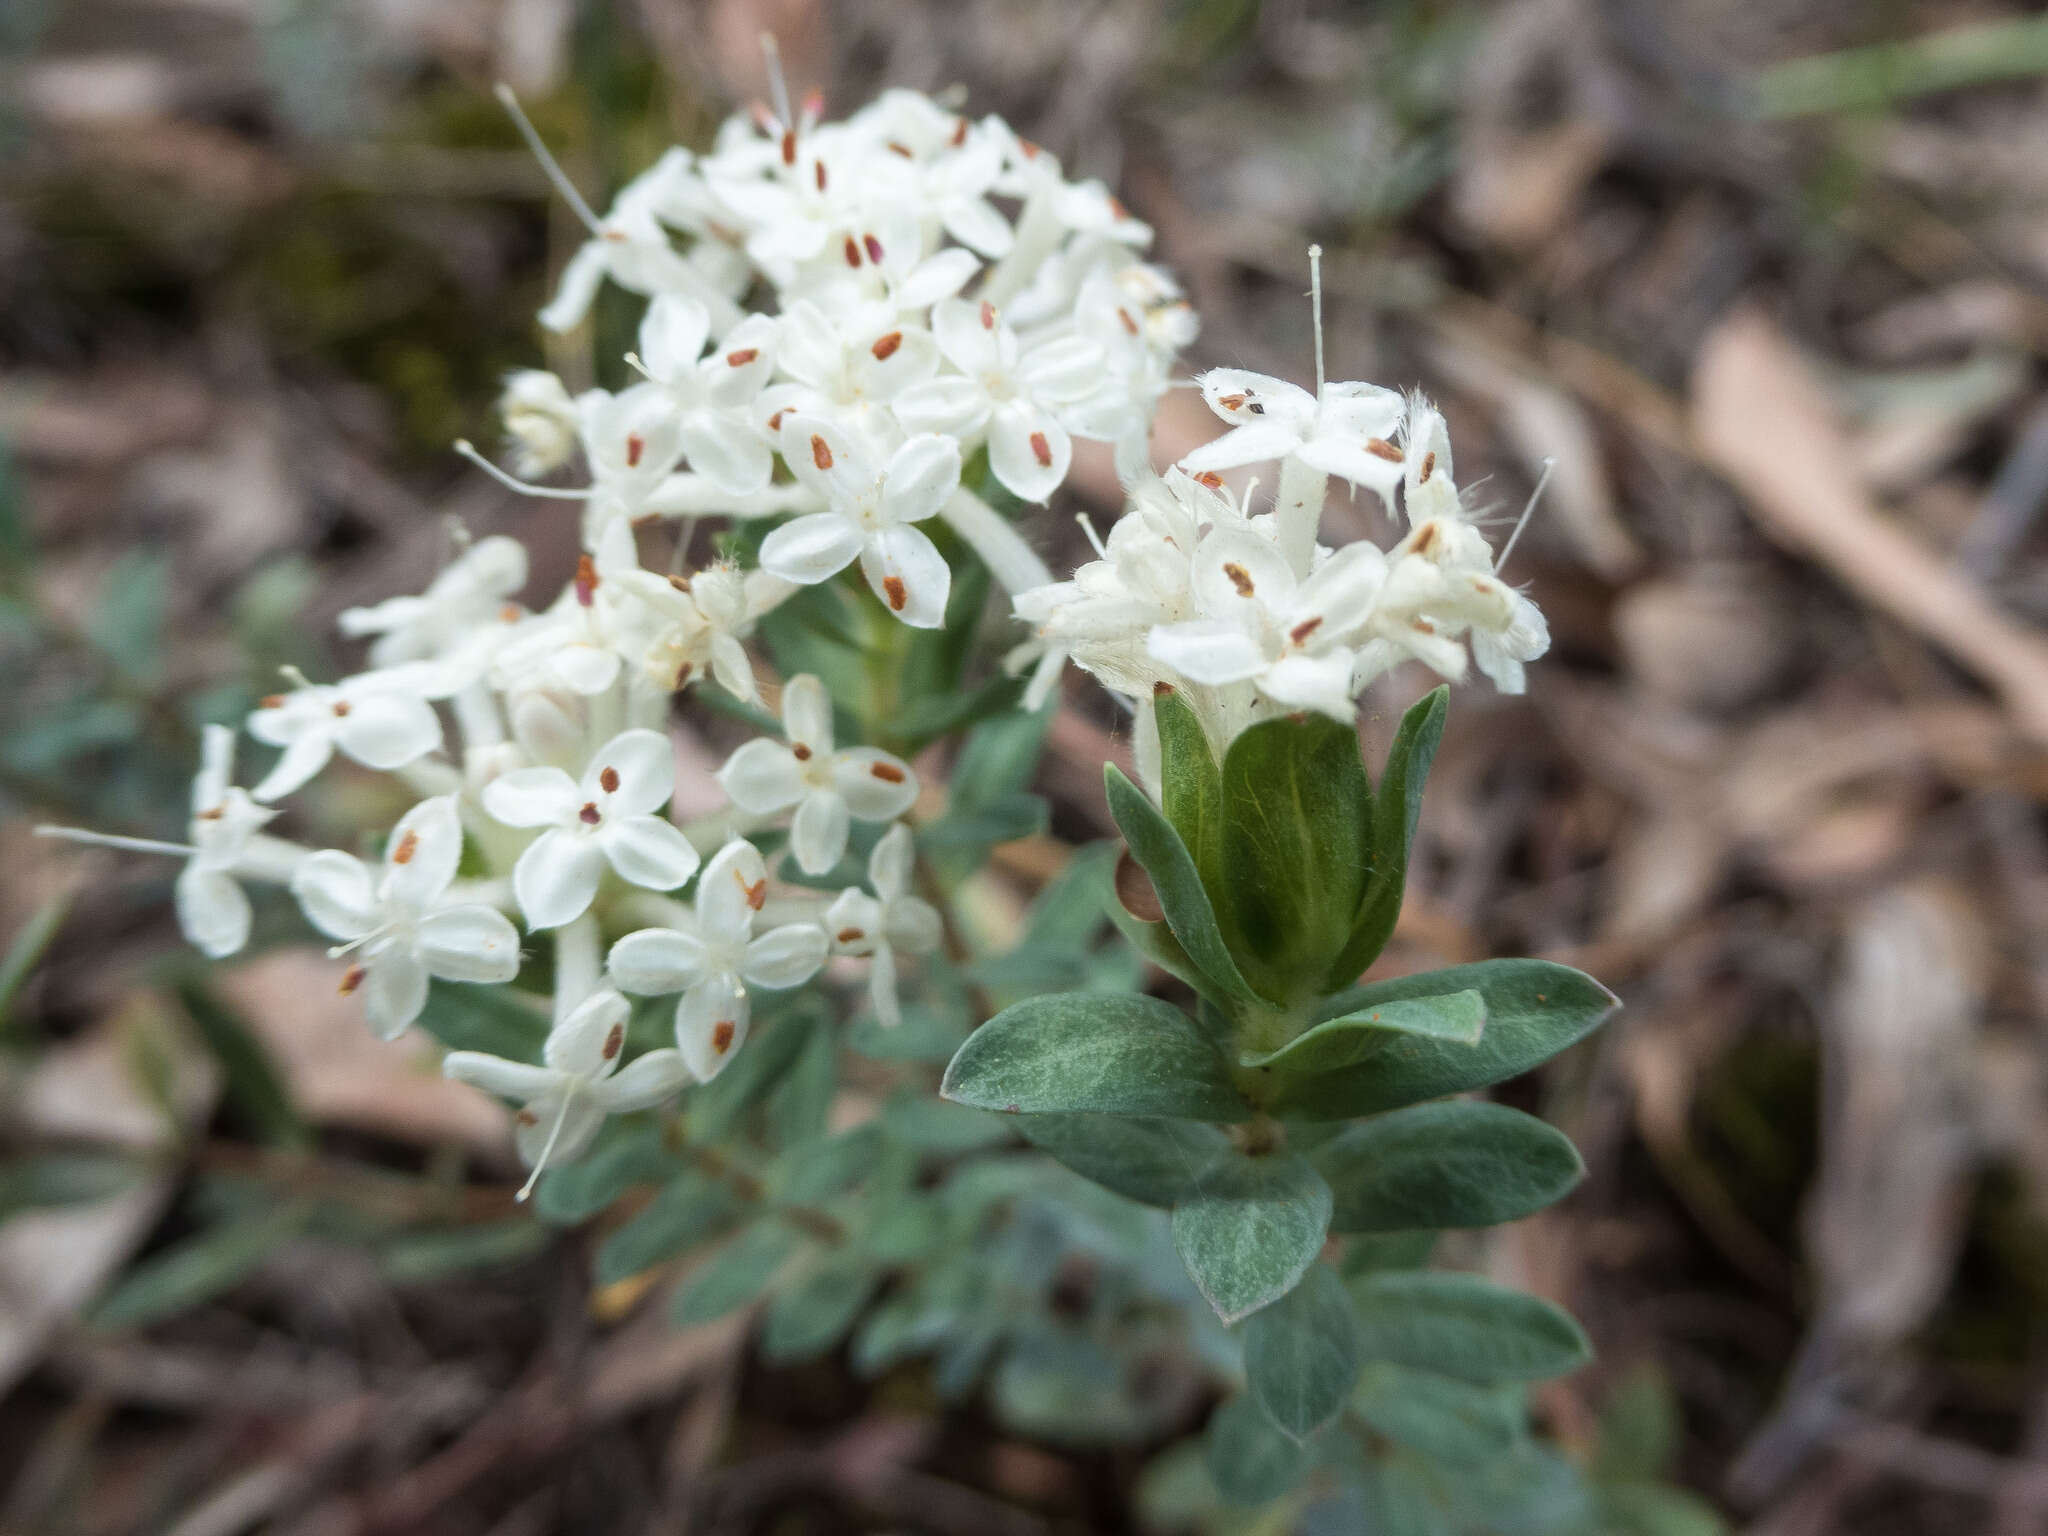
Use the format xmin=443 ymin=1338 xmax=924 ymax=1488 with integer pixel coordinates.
xmin=1333 ymin=686 xmax=1447 ymax=986
xmin=1242 ymin=1263 xmax=1362 ymax=1439
xmin=1015 ymin=1113 xmax=1232 ymax=1207
xmin=768 ymin=1123 xmax=884 ymax=1205
xmin=670 ymin=1220 xmax=801 ymax=1326
xmin=1172 ymin=1152 xmax=1333 ymax=1323
xmin=762 ymin=1252 xmax=880 ymax=1362
xmin=1155 ymin=686 xmax=1224 ymax=886
xmin=1216 ymin=713 xmax=1371 ymax=1001
xmin=1348 ymin=1271 xmax=1593 ymax=1383
xmin=1204 ymin=1391 xmax=1312 ymax=1506
xmin=1245 ymin=991 xmax=1487 ymax=1095
xmin=1282 ymin=961 xmax=1618 ymax=1119
xmin=941 ymin=993 xmax=1250 ymax=1121
xmin=1350 ymin=1363 xmax=1526 ymax=1466
xmin=1310 ymin=1101 xmax=1585 ymax=1232
xmin=594 ymin=1172 xmax=741 ymax=1287
xmin=1104 ymin=764 xmax=1266 ymax=1006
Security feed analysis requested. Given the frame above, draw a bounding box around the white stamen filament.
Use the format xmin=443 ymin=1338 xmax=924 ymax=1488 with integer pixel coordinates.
xmin=760 ymin=32 xmax=793 ymax=132
xmin=518 ymin=1089 xmax=576 ymax=1201
xmin=1498 ymin=456 xmax=1555 ymax=572
xmin=35 ymin=826 xmax=195 ymax=859
xmin=453 ymin=440 xmax=592 ymax=500
xmin=1308 ymin=243 xmax=1326 ymax=397
xmin=494 ymin=83 xmax=603 ymax=237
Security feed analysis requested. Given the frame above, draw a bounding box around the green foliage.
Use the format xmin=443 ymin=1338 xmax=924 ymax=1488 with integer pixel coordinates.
xmin=1351 ymin=1365 xmax=1526 ymax=1465
xmin=1204 ymin=1391 xmax=1312 ymax=1505
xmin=594 ymin=1172 xmax=741 ymax=1287
xmin=1242 ymin=1262 xmax=1363 ymax=1437
xmin=1347 ymin=1271 xmax=1593 ymax=1384
xmin=171 ymin=975 xmax=309 ymax=1150
xmin=1171 ymin=1152 xmax=1332 ymax=1323
xmin=1016 ymin=1114 xmax=1232 ymax=1207
xmin=92 ymin=1200 xmax=315 ymax=1331
xmin=1311 ymin=1101 xmax=1585 ymax=1233
xmin=1335 ymin=686 xmax=1447 ymax=984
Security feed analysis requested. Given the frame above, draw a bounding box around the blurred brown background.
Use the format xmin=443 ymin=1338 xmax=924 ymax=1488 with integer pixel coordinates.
xmin=5 ymin=0 xmax=2048 ymax=1531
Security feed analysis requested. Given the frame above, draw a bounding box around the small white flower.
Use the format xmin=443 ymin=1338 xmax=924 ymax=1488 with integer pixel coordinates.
xmin=760 ymin=413 xmax=959 ymax=628
xmin=608 ymin=839 xmax=828 ymax=1082
xmin=611 ymin=558 xmax=789 ymax=701
xmin=247 ymin=664 xmax=449 ymax=803
xmin=491 ymin=519 xmax=641 ymax=698
xmin=753 ymin=298 xmax=940 ymax=446
xmin=825 ymin=823 xmax=942 ymax=1029
xmin=715 ymin=674 xmax=918 ymax=875
xmin=499 ymin=370 xmax=580 ymax=476
xmin=1181 ymin=369 xmax=1408 ymax=501
xmin=290 ymin=796 xmax=520 ymax=1039
xmin=482 ymin=727 xmax=700 ymax=930
xmin=444 ymin=986 xmax=690 ymax=1197
xmin=1146 ymin=526 xmax=1386 ymax=720
xmin=539 ymin=148 xmax=720 ymax=335
xmin=892 ymin=297 xmax=1101 ymax=503
xmin=574 ymin=383 xmax=688 ymax=547
xmin=179 ymin=725 xmax=278 ymax=958
xmin=634 ymin=295 xmax=779 ymax=495
xmin=337 ymin=535 xmax=529 ymax=674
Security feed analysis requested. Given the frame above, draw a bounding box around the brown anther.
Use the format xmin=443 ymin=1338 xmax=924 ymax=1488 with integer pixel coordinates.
xmin=887 ymin=140 xmax=913 ymax=158
xmin=712 ymin=1021 xmax=736 ymax=1054
xmin=742 ymin=876 xmax=766 ymax=910
xmin=767 ymin=409 xmax=787 ymax=432
xmin=726 ymin=347 xmax=760 ymax=366
xmin=1247 ymin=402 xmax=1266 ymax=415
xmin=810 ymin=434 xmax=834 ymax=471
xmin=1152 ymin=680 xmax=1176 ymax=696
xmin=871 ymin=330 xmax=903 ymax=361
xmin=882 ymin=575 xmax=908 ymax=611
xmin=1364 ymin=437 xmax=1402 ymax=463
xmin=1412 ymin=617 xmax=1438 ymax=635
xmin=979 ymin=300 xmax=996 ymax=330
xmin=1019 ymin=137 xmax=1042 ymax=159
xmin=780 ymin=129 xmax=796 ymax=166
xmin=870 ymin=761 xmax=906 ymax=783
xmin=1118 ymin=307 xmax=1138 ymax=335
xmin=602 ymin=1022 xmax=624 ymax=1060
xmin=197 ymin=805 xmax=224 ymax=820
xmin=392 ymin=829 xmax=420 ymax=864
xmin=792 ymin=742 xmax=813 ymax=761
xmin=949 ymin=117 xmax=968 ymax=147
xmin=843 ymin=236 xmax=861 ymax=267
xmin=1029 ymin=431 xmax=1053 ymax=467
xmin=499 ymin=604 xmax=521 ymax=623
xmin=1222 ymin=562 xmax=1255 ymax=597
xmin=801 ymin=88 xmax=825 ymax=119
xmin=1108 ymin=194 xmax=1130 ymax=219
xmin=667 ymin=572 xmax=692 ymax=591
xmin=1411 ymin=523 xmax=1439 ymax=556
xmin=1418 ymin=450 xmax=1436 ymax=483
xmin=260 ymin=693 xmax=285 ymax=709
xmin=599 ymin=766 xmax=620 ymax=794
xmin=1217 ymin=393 xmax=1246 ymax=412
xmin=339 ymin=964 xmax=366 ymax=996
xmin=863 ymin=233 xmax=884 ymax=264
xmin=515 ymin=1108 xmax=539 ymax=1127
xmin=835 ymin=927 xmax=865 ymax=944
xmin=814 ymin=159 xmax=828 ymax=191
xmin=574 ymin=552 xmax=598 ymax=607
xmin=673 ymin=662 xmax=693 ymax=689
xmin=1193 ymin=471 xmax=1224 ymax=490
xmin=331 ymin=700 xmax=352 ymax=717
xmin=1289 ymin=616 xmax=1324 ymax=646
xmin=579 ymin=801 xmax=601 ymax=825
xmin=625 ymin=433 xmax=645 ymax=468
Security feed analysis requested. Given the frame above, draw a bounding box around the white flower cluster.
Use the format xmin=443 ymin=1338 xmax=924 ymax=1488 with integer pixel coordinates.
xmin=1014 ymin=361 xmax=1550 ymax=768
xmin=39 ymin=85 xmax=1551 ymax=1194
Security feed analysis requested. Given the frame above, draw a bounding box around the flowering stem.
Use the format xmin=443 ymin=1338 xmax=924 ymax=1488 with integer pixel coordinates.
xmin=1274 ymin=455 xmax=1327 ymax=578
xmin=938 ymin=487 xmax=1056 ymax=594
xmin=646 ymin=475 xmax=822 ymax=520
xmin=551 ymin=913 xmax=601 ymax=1025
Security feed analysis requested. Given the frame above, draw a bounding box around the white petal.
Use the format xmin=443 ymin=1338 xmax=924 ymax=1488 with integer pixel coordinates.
xmin=866 ymin=943 xmax=903 ymax=1029
xmin=1259 ymin=650 xmax=1360 ymax=720
xmin=381 ymin=795 xmax=462 ymax=908
xmin=1197 ymin=368 xmax=1317 ymax=429
xmin=1190 ymin=529 xmax=1294 ymax=617
xmin=830 ymin=750 xmax=918 ymax=821
xmin=780 ymin=673 xmax=835 ymax=754
xmin=443 ymin=1051 xmax=555 ymax=1101
xmin=855 ymin=324 xmax=941 ymax=401
xmin=885 ymin=894 xmax=945 ymax=956
xmin=546 ymin=986 xmax=632 ymax=1077
xmin=362 ymin=950 xmax=430 ymax=1040
xmin=516 ymin=1091 xmax=605 ymax=1169
xmin=176 ymin=862 xmax=251 ymax=959
xmin=790 ymin=790 xmax=851 ymax=876
xmin=742 ymin=924 xmax=829 ymax=989
xmin=889 ymin=375 xmax=990 ymax=440
xmin=551 ymin=643 xmax=623 ymax=696
xmin=716 ymin=738 xmax=807 ymax=813
xmin=899 ymin=246 xmax=982 ymax=306
xmin=1295 ymin=437 xmax=1406 ymax=500
xmin=194 ymin=724 xmax=235 ymax=814
xmin=513 ymin=828 xmax=605 ymax=930
xmin=674 ymin=974 xmax=750 ymax=1082
xmin=987 ymin=401 xmax=1069 ymax=503
xmin=538 ymin=241 xmax=610 ymax=333
xmin=609 ymin=926 xmax=711 ymax=995
xmin=708 ymin=633 xmax=759 ymax=704
xmin=941 ymin=196 xmax=1014 ymax=257
xmin=930 ymin=297 xmax=1003 ymax=377
xmin=251 ymin=732 xmax=334 ymax=802
xmin=593 ymin=1049 xmax=692 ymax=1112
xmin=416 ymin=906 xmax=522 ymax=983
xmin=335 ymin=692 xmax=442 ymax=771
xmin=1291 ymin=542 xmax=1388 ymax=642
xmin=1146 ymin=620 xmax=1267 ymax=686
xmin=638 ymin=292 xmax=711 ymax=377
xmin=290 ymin=851 xmax=376 ymax=941
xmin=483 ymin=766 xmax=580 ymax=829
xmin=1015 ymin=335 xmax=1102 ymax=403
xmin=880 ymin=434 xmax=961 ymax=525
xmin=586 ymin=728 xmax=675 ymax=817
xmin=678 ymin=412 xmax=772 ymax=495
xmin=859 ymin=524 xmax=950 ymax=629
xmin=697 ymin=839 xmax=767 ymax=941
xmin=1177 ymin=420 xmax=1311 ymax=475
xmin=760 ymin=512 xmax=865 ymax=587
xmin=824 ymin=889 xmax=882 ymax=954
xmin=867 ymin=821 xmax=916 ymax=902
xmin=778 ymin=412 xmax=873 ymax=505
xmin=600 ymin=815 xmax=701 ymax=891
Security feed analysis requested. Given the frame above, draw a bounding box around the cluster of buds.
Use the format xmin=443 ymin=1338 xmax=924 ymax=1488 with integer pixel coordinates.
xmin=40 ymin=79 xmax=1546 ymax=1194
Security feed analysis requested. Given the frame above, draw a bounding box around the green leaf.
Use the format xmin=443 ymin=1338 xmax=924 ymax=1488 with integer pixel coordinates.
xmin=1341 ymin=1231 xmax=1437 ymax=1275
xmin=942 ymin=992 xmax=1249 ymax=1120
xmin=1102 ymin=888 xmax=1237 ymax=1015
xmin=687 ymin=1004 xmax=817 ymax=1141
xmin=1216 ymin=713 xmax=1371 ymax=1000
xmin=1595 ymin=1362 xmax=1684 ymax=1481
xmin=1260 ymin=989 xmax=1486 ymax=1063
xmin=1204 ymin=1391 xmax=1311 ymax=1506
xmin=414 ymin=980 xmax=550 ymax=1060
xmin=916 ymin=791 xmax=1048 ymax=850
xmin=379 ymin=1219 xmax=549 ymax=1283
xmin=1242 ymin=1263 xmax=1363 ymax=1438
xmin=0 ymin=1152 xmax=146 ymax=1222
xmin=532 ymin=1119 xmax=670 ymax=1226
xmin=1104 ymin=764 xmax=1265 ymax=1006
xmin=1348 ymin=1271 xmax=1593 ymax=1383
xmin=594 ymin=1172 xmax=741 ymax=1287
xmin=1351 ymin=1363 xmax=1526 ymax=1465
xmin=769 ymin=1123 xmax=884 ymax=1205
xmin=87 ymin=550 xmax=168 ymax=686
xmin=0 ymin=890 xmax=70 ymax=1035
xmin=1335 ymin=687 xmax=1447 ymax=985
xmin=1172 ymin=1152 xmax=1332 ymax=1323
xmin=1155 ymin=686 xmax=1224 ymax=885
xmin=1015 ymin=1114 xmax=1232 ymax=1207
xmin=1597 ymin=1484 xmax=1727 ymax=1536
xmin=1309 ymin=1101 xmax=1585 ymax=1233
xmin=172 ymin=976 xmax=308 ymax=1150
xmin=671 ymin=1219 xmax=801 ymax=1326
xmin=1283 ymin=961 xmax=1618 ymax=1119
xmin=761 ymin=1251 xmax=879 ymax=1362
xmin=880 ymin=1094 xmax=1012 ymax=1153
xmin=769 ymin=1014 xmax=838 ymax=1144
xmin=92 ymin=1201 xmax=314 ymax=1330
